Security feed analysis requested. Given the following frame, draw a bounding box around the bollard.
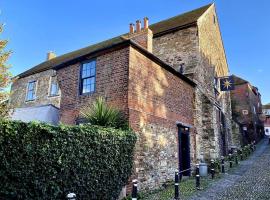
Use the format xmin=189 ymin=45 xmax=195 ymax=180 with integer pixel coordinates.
xmin=253 ymin=141 xmax=256 ymax=150
xmin=132 ymin=179 xmax=138 ymax=200
xmin=195 ymin=164 xmax=201 ymax=190
xmin=66 ymin=193 xmax=76 ymax=200
xmin=221 ymin=156 xmax=225 ymax=173
xmin=229 ymin=154 xmax=233 ymax=168
xmin=240 ymin=149 xmax=243 ymax=160
xmin=235 ymin=151 xmax=238 ymax=165
xmin=210 ymin=159 xmax=215 ymax=179
xmin=250 ymin=143 xmax=254 ymax=152
xmin=174 ymin=171 xmax=180 ymax=200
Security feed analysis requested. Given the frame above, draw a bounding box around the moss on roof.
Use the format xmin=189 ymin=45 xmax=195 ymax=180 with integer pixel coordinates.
xmin=17 ymin=4 xmax=212 ymax=78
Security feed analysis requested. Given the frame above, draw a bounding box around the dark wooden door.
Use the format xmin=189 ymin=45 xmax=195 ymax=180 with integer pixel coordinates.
xmin=178 ymin=126 xmax=191 ymax=176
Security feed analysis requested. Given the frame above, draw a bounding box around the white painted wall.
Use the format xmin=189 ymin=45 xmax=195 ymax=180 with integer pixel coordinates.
xmin=11 ymin=105 xmax=59 ymax=125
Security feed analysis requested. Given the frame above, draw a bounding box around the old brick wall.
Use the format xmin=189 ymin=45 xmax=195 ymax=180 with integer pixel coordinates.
xmin=10 ymin=70 xmax=60 ymax=109
xmin=57 ymin=47 xmax=130 ymax=124
xmin=128 ymin=46 xmax=194 ymax=190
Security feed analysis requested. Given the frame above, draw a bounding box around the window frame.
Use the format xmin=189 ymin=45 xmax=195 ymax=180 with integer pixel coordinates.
xmin=25 ymin=80 xmax=37 ymax=102
xmin=49 ymin=76 xmax=60 ymax=97
xmin=79 ymin=59 xmax=96 ymax=95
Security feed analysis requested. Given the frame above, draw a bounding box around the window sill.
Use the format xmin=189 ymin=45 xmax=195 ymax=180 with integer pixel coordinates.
xmin=25 ymin=99 xmax=36 ymax=102
xmin=80 ymin=91 xmax=95 ymax=96
xmin=48 ymin=95 xmax=60 ymax=98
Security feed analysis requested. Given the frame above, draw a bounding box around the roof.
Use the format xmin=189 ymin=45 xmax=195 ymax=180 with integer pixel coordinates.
xmin=232 ymin=75 xmax=249 ymax=85
xmin=263 ymin=104 xmax=270 ymax=109
xmin=16 ymin=4 xmax=212 ymax=78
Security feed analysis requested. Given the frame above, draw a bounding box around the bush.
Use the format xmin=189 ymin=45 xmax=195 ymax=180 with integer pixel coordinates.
xmin=80 ymin=96 xmax=128 ymax=130
xmin=0 ymin=120 xmax=137 ymax=200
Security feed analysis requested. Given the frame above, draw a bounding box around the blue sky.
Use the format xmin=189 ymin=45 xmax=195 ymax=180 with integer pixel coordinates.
xmin=1 ymin=0 xmax=269 ymax=104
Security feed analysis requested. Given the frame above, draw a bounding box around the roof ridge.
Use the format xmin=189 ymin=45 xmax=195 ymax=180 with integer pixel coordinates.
xmin=16 ymin=3 xmax=213 ymax=78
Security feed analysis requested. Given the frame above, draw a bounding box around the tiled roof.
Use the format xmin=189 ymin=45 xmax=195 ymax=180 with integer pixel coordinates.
xmin=16 ymin=4 xmax=212 ymax=78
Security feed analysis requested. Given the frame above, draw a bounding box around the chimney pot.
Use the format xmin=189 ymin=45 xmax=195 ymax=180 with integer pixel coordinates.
xmin=143 ymin=17 xmax=149 ymax=29
xmin=136 ymin=20 xmax=141 ymax=33
xmin=129 ymin=23 xmax=135 ymax=34
xmin=47 ymin=51 xmax=56 ymax=60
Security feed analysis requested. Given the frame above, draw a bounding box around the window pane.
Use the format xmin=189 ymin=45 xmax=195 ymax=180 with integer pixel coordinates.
xmin=26 ymin=81 xmax=36 ymax=101
xmin=82 ymin=61 xmax=96 ymax=78
xmin=50 ymin=82 xmax=59 ymax=96
xmin=81 ymin=60 xmax=96 ymax=94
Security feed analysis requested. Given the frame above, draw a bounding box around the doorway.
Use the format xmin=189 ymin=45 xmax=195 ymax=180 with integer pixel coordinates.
xmin=178 ymin=125 xmax=191 ymax=177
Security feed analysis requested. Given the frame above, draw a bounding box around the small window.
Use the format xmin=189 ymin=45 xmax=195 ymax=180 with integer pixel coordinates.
xmin=26 ymin=81 xmax=36 ymax=101
xmin=80 ymin=60 xmax=96 ymax=94
xmin=50 ymin=80 xmax=59 ymax=96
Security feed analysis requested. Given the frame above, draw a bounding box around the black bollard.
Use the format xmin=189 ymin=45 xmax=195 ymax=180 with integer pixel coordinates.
xmin=253 ymin=141 xmax=256 ymax=150
xmin=229 ymin=154 xmax=233 ymax=168
xmin=210 ymin=159 xmax=215 ymax=179
xmin=174 ymin=171 xmax=180 ymax=200
xmin=240 ymin=149 xmax=243 ymax=160
xmin=235 ymin=151 xmax=238 ymax=165
xmin=132 ymin=179 xmax=138 ymax=200
xmin=195 ymin=164 xmax=201 ymax=190
xmin=221 ymin=156 xmax=225 ymax=173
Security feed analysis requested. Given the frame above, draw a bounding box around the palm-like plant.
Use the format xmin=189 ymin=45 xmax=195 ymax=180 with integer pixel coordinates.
xmin=80 ymin=96 xmax=128 ymax=129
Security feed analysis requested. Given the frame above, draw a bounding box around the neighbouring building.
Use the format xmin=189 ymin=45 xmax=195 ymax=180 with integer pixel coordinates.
xmin=230 ymin=75 xmax=264 ymax=144
xmin=9 ymin=3 xmax=234 ymax=192
xmin=263 ymin=103 xmax=270 ymax=135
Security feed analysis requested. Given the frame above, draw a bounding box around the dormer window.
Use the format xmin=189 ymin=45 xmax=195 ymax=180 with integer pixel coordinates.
xmin=80 ymin=60 xmax=96 ymax=94
xmin=26 ymin=81 xmax=36 ymax=101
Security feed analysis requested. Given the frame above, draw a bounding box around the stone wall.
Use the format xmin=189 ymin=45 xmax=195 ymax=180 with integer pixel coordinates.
xmin=10 ymin=70 xmax=60 ymax=109
xmin=152 ymin=4 xmax=233 ymax=160
xmin=128 ymin=47 xmax=195 ymax=190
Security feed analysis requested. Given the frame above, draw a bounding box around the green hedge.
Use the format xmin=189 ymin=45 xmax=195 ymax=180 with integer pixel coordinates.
xmin=0 ymin=120 xmax=137 ymax=200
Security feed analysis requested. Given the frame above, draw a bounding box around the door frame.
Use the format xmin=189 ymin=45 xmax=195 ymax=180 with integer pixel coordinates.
xmin=177 ymin=123 xmax=191 ymax=178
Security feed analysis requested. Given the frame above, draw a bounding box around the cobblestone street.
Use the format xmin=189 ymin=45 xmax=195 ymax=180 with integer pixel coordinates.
xmin=189 ymin=139 xmax=270 ymax=200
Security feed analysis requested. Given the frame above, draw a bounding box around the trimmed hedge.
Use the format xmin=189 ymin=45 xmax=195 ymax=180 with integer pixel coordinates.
xmin=0 ymin=120 xmax=137 ymax=200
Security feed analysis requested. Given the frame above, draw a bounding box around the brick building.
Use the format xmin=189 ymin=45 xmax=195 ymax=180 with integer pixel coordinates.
xmin=263 ymin=104 xmax=270 ymax=135
xmin=230 ymin=75 xmax=264 ymax=144
xmin=9 ymin=3 xmax=234 ymax=191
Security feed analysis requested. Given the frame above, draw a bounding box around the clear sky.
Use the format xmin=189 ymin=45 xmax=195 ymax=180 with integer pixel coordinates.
xmin=1 ymin=0 xmax=269 ymax=104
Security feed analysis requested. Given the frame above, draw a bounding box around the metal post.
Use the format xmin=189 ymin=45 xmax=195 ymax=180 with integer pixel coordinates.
xmin=174 ymin=171 xmax=180 ymax=200
xmin=210 ymin=159 xmax=215 ymax=179
xmin=253 ymin=141 xmax=256 ymax=150
xmin=235 ymin=151 xmax=238 ymax=165
xmin=66 ymin=193 xmax=76 ymax=200
xmin=240 ymin=149 xmax=243 ymax=160
xmin=132 ymin=179 xmax=138 ymax=200
xmin=195 ymin=164 xmax=201 ymax=190
xmin=221 ymin=156 xmax=225 ymax=173
xmin=229 ymin=154 xmax=232 ymax=168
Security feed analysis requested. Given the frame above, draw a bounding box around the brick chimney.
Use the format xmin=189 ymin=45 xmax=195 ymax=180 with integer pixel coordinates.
xmin=47 ymin=51 xmax=56 ymax=60
xmin=127 ymin=17 xmax=153 ymax=52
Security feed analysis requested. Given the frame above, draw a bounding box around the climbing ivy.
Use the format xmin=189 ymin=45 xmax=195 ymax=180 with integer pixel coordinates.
xmin=0 ymin=120 xmax=137 ymax=199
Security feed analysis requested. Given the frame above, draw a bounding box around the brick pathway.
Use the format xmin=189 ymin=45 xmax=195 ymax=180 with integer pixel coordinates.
xmin=188 ymin=139 xmax=270 ymax=200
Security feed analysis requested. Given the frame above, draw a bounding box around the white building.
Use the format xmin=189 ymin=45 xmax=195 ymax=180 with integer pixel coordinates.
xmin=263 ymin=104 xmax=270 ymax=135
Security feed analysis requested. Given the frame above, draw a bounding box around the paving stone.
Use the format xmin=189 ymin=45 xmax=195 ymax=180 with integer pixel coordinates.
xmin=188 ymin=139 xmax=270 ymax=200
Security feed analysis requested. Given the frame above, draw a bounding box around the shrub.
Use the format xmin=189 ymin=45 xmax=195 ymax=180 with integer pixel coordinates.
xmin=0 ymin=120 xmax=137 ymax=200
xmin=80 ymin=96 xmax=128 ymax=130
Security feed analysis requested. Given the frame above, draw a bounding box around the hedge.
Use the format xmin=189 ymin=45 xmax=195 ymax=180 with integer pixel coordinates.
xmin=0 ymin=120 xmax=137 ymax=200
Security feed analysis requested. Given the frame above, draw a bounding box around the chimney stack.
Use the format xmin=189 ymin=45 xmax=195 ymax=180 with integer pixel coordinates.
xmin=136 ymin=20 xmax=141 ymax=33
xmin=143 ymin=17 xmax=149 ymax=29
xmin=126 ymin=18 xmax=153 ymax=53
xmin=47 ymin=51 xmax=56 ymax=60
xmin=129 ymin=23 xmax=135 ymax=34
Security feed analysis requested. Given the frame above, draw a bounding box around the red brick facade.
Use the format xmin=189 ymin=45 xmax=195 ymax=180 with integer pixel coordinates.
xmin=56 ymin=41 xmax=195 ymax=190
